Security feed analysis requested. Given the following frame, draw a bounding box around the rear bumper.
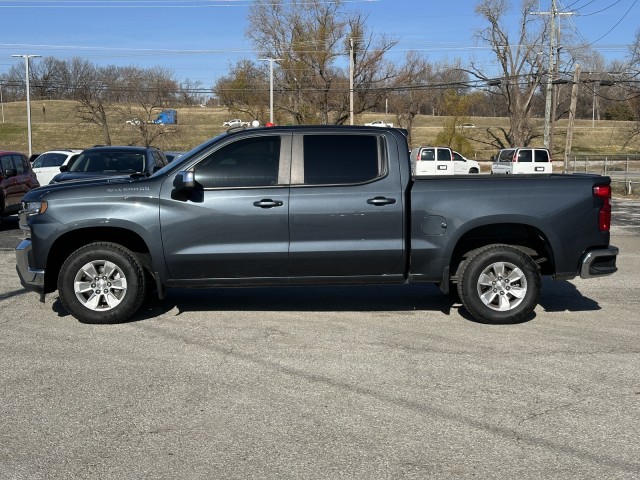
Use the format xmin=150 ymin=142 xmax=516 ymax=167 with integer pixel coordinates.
xmin=580 ymin=246 xmax=618 ymax=279
xmin=15 ymin=239 xmax=45 ymax=298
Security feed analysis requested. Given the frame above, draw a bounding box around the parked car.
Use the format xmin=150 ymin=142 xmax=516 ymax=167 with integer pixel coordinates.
xmin=411 ymin=146 xmax=480 ymax=175
xmin=0 ymin=150 xmax=40 ymax=218
xmin=491 ymin=148 xmax=553 ymax=174
xmin=31 ymin=149 xmax=83 ymax=185
xmin=49 ymin=146 xmax=169 ymax=184
xmin=365 ymin=120 xmax=394 ymax=127
xmin=223 ymin=119 xmax=249 ymax=127
xmin=452 ymin=151 xmax=481 ymax=174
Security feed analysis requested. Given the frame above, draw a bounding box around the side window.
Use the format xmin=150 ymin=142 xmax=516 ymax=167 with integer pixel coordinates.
xmin=303 ymin=135 xmax=380 ymax=185
xmin=437 ymin=149 xmax=451 ymax=161
xmin=499 ymin=150 xmax=513 ymax=162
xmin=195 ymin=136 xmax=281 ymax=188
xmin=420 ymin=149 xmax=435 ymax=161
xmin=452 ymin=152 xmax=463 ymax=161
xmin=12 ymin=155 xmax=26 ymax=174
xmin=534 ymin=150 xmax=550 ymax=162
xmin=518 ymin=150 xmax=533 ymax=162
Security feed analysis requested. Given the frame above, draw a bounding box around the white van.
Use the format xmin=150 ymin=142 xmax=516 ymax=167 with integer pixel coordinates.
xmin=491 ymin=148 xmax=552 ymax=174
xmin=410 ymin=147 xmax=481 ymax=176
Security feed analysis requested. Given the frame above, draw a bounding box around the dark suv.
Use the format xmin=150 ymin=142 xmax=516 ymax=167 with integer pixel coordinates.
xmin=50 ymin=146 xmax=168 ymax=183
xmin=1 ymin=150 xmax=40 ymax=218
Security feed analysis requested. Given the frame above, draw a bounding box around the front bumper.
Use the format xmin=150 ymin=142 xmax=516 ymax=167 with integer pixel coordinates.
xmin=15 ymin=239 xmax=46 ymax=300
xmin=580 ymin=245 xmax=619 ymax=279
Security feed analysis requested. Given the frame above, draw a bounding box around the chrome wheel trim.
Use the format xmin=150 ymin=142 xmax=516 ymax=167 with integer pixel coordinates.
xmin=73 ymin=260 xmax=128 ymax=311
xmin=476 ymin=261 xmax=527 ymax=311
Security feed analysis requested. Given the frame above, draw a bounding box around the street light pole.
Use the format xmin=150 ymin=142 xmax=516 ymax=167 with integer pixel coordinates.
xmin=12 ymin=54 xmax=41 ymax=157
xmin=258 ymin=58 xmax=281 ymax=124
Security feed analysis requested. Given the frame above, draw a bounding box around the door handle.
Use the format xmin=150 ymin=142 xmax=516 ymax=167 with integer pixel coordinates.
xmin=253 ymin=199 xmax=284 ymax=208
xmin=367 ymin=196 xmax=396 ymax=206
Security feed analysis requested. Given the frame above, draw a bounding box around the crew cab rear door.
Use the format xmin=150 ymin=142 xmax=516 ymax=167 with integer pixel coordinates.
xmin=288 ymin=132 xmax=405 ymax=278
xmin=159 ymin=132 xmax=290 ymax=280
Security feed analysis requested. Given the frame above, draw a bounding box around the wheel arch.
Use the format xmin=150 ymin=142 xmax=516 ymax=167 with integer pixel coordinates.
xmin=44 ymin=227 xmax=153 ymax=294
xmin=449 ymin=222 xmax=556 ymax=281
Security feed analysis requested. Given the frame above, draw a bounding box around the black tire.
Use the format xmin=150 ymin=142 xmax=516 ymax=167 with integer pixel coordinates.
xmin=469 ymin=168 xmax=479 ymax=174
xmin=457 ymin=244 xmax=540 ymax=324
xmin=57 ymin=242 xmax=147 ymax=324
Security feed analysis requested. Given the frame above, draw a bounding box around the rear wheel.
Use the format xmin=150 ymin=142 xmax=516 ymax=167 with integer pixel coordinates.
xmin=57 ymin=242 xmax=147 ymax=324
xmin=457 ymin=245 xmax=540 ymax=324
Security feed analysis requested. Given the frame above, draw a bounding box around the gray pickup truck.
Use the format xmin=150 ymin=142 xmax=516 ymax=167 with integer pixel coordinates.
xmin=16 ymin=125 xmax=618 ymax=324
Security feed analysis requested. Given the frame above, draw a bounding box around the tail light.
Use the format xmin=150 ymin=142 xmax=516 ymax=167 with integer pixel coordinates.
xmin=593 ymin=184 xmax=611 ymax=232
xmin=512 ymin=151 xmax=517 ymax=163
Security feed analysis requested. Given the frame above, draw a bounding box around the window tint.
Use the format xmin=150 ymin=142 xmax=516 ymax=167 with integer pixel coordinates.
xmin=152 ymin=151 xmax=167 ymax=168
xmin=517 ymin=150 xmax=533 ymax=162
xmin=437 ymin=149 xmax=451 ymax=161
xmin=13 ymin=155 xmax=26 ymax=174
xmin=303 ymin=135 xmax=380 ymax=185
xmin=420 ymin=148 xmax=435 ymax=161
xmin=452 ymin=152 xmax=463 ymax=161
xmin=0 ymin=155 xmax=14 ymax=173
xmin=534 ymin=150 xmax=550 ymax=162
xmin=195 ymin=136 xmax=280 ymax=188
xmin=33 ymin=153 xmax=67 ymax=168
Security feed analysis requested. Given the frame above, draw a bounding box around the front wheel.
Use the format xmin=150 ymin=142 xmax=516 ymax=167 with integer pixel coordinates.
xmin=457 ymin=245 xmax=540 ymax=324
xmin=57 ymin=242 xmax=147 ymax=324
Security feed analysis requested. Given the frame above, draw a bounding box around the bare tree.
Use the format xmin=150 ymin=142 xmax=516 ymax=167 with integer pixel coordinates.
xmin=246 ymin=0 xmax=398 ymax=124
xmin=470 ymin=0 xmax=547 ymax=148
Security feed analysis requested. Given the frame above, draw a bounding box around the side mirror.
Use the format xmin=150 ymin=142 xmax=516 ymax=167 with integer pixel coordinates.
xmin=4 ymin=168 xmax=17 ymax=178
xmin=59 ymin=165 xmax=69 ymax=172
xmin=173 ymin=171 xmax=195 ymax=191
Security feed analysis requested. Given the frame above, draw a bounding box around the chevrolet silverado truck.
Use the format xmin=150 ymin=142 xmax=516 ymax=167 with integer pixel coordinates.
xmin=15 ymin=126 xmax=618 ymax=324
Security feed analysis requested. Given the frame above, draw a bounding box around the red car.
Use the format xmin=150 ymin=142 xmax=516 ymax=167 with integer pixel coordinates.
xmin=1 ymin=151 xmax=40 ymax=219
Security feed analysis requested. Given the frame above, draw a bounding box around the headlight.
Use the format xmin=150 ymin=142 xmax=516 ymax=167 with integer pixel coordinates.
xmin=21 ymin=200 xmax=48 ymax=216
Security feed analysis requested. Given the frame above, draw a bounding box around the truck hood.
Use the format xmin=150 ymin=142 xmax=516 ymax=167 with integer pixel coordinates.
xmin=24 ymin=175 xmax=148 ymax=201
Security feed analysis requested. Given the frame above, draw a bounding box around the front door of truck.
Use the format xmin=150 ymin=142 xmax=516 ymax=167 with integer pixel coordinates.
xmin=159 ymin=133 xmax=291 ymax=281
xmin=288 ymin=133 xmax=405 ymax=278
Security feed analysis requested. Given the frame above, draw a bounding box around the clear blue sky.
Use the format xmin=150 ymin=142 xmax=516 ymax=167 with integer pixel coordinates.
xmin=0 ymin=0 xmax=638 ymax=87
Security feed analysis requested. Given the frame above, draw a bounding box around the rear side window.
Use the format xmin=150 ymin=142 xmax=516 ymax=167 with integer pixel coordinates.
xmin=303 ymin=135 xmax=380 ymax=185
xmin=436 ymin=149 xmax=451 ymax=161
xmin=13 ymin=155 xmax=26 ymax=174
xmin=420 ymin=149 xmax=435 ymax=161
xmin=33 ymin=152 xmax=67 ymax=168
xmin=498 ymin=150 xmax=514 ymax=162
xmin=195 ymin=136 xmax=281 ymax=188
xmin=534 ymin=150 xmax=550 ymax=162
xmin=517 ymin=150 xmax=533 ymax=162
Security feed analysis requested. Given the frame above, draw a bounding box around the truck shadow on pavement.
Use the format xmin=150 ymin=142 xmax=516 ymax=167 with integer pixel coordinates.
xmin=49 ymin=279 xmax=602 ymax=325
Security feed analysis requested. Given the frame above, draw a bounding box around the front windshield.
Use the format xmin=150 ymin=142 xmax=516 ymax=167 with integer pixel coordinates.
xmin=70 ymin=152 xmax=145 ymax=173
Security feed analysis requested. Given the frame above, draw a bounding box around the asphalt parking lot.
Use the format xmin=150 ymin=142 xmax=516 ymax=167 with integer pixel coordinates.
xmin=1 ymin=201 xmax=639 ymax=479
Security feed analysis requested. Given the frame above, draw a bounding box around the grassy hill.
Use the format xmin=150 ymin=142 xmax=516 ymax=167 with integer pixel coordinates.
xmin=1 ymin=99 xmax=639 ymax=160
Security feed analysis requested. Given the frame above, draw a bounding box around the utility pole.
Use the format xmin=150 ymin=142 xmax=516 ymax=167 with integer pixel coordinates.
xmin=11 ymin=53 xmax=41 ymax=157
xmin=536 ymin=1 xmax=575 ymax=151
xmin=258 ymin=58 xmax=281 ymax=124
xmin=349 ymin=37 xmax=354 ymax=125
xmin=564 ymin=63 xmax=581 ymax=173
